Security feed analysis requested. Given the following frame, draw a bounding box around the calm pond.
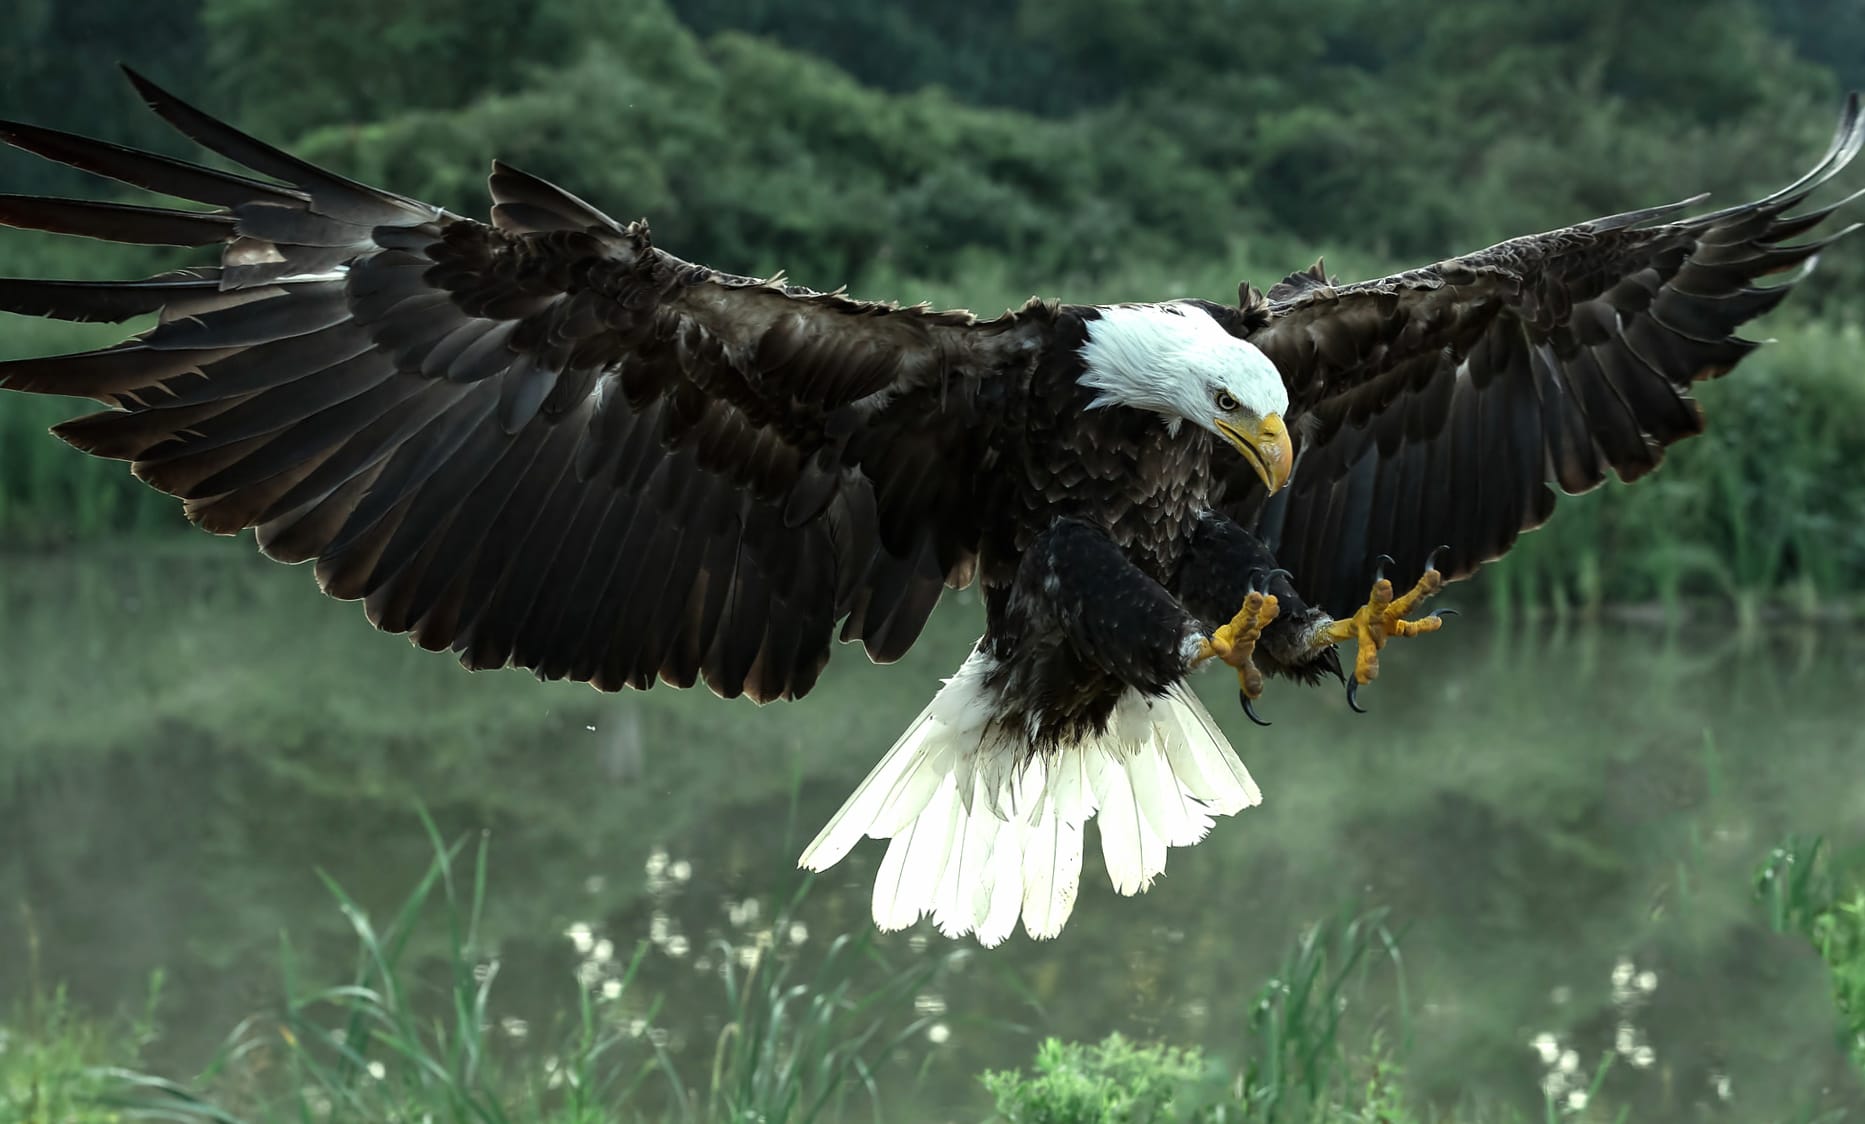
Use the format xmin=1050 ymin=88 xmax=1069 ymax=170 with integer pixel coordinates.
xmin=2 ymin=546 xmax=1861 ymax=1118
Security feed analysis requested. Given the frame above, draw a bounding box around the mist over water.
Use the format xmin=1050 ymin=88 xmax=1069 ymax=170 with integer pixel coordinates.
xmin=2 ymin=546 xmax=1861 ymax=1118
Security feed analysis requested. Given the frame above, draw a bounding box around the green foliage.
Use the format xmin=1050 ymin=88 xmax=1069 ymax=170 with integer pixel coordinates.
xmin=981 ymin=909 xmax=1434 ymax=1124
xmin=8 ymin=846 xmax=1864 ymax=1123
xmin=983 ymin=1035 xmax=1213 ymax=1124
xmin=0 ymin=0 xmax=207 ymax=198
xmin=679 ymin=0 xmax=1099 ymax=116
xmin=0 ymin=319 xmax=183 ymax=546
xmin=1758 ymin=837 xmax=1865 ymax=1070
xmin=4 ymin=0 xmax=1852 ymax=288
xmin=1235 ymin=909 xmax=1405 ymax=1119
xmin=1768 ymin=0 xmax=1865 ymax=91
xmin=1810 ymin=897 xmax=1865 ymax=1071
xmin=683 ymin=888 xmax=948 ymax=1122
xmin=0 ymin=984 xmax=162 ymax=1124
xmin=0 ymin=902 xmax=163 ymax=1124
xmin=0 ymin=1007 xmax=100 ymax=1123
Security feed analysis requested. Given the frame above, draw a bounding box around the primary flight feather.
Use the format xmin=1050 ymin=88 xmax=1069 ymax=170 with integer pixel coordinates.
xmin=1 ymin=70 xmax=1857 ymax=945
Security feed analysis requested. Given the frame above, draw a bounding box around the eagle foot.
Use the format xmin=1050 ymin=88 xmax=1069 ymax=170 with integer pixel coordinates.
xmin=1319 ymin=555 xmax=1451 ymax=688
xmin=1196 ymin=591 xmax=1280 ymax=719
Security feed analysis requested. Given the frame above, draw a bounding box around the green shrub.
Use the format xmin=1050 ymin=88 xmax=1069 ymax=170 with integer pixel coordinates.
xmin=0 ymin=970 xmax=162 ymax=1124
xmin=980 ymin=908 xmax=1432 ymax=1124
xmin=983 ymin=1034 xmax=1214 ymax=1124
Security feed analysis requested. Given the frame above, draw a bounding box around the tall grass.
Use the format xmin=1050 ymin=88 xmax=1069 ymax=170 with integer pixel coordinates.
xmin=2 ymin=893 xmax=165 ymax=1124
xmin=1757 ymin=836 xmax=1865 ymax=1070
xmin=1233 ymin=907 xmax=1408 ymax=1120
xmin=9 ymin=838 xmax=1861 ymax=1123
xmin=101 ymin=814 xmax=951 ymax=1124
xmin=95 ymin=888 xmax=1441 ymax=1124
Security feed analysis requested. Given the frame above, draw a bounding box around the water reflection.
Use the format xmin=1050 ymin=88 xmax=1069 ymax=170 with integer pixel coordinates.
xmin=1 ymin=547 xmax=1862 ymax=1118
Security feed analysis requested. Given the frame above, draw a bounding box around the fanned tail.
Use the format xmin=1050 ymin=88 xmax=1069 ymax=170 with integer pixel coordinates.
xmin=797 ymin=650 xmax=1262 ymax=946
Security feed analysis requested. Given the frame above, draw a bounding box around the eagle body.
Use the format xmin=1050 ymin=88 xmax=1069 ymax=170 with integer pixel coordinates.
xmin=964 ymin=305 xmax=1311 ymax=734
xmin=797 ymin=303 xmax=1302 ymax=941
xmin=2 ymin=73 xmax=1859 ymax=946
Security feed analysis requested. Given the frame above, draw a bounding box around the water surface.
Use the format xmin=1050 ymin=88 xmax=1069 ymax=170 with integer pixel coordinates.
xmin=2 ymin=546 xmax=1861 ymax=1118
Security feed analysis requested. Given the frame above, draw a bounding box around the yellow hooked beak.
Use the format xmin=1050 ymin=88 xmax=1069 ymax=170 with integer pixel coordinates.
xmin=1215 ymin=412 xmax=1292 ymax=494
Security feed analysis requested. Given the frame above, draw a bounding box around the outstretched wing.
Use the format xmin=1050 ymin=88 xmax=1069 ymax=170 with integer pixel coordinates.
xmin=1215 ymin=95 xmax=1863 ymax=617
xmin=0 ymin=70 xmax=1051 ymax=701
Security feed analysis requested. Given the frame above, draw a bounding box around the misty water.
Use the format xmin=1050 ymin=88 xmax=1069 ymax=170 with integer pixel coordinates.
xmin=2 ymin=545 xmax=1862 ymax=1118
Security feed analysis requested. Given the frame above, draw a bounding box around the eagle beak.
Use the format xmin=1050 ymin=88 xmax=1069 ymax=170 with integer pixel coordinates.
xmin=1216 ymin=412 xmax=1292 ymax=494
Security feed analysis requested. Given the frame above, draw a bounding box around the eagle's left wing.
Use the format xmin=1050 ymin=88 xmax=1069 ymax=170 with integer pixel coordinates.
xmin=1214 ymin=95 xmax=1864 ymax=617
xmin=0 ymin=71 xmax=1050 ymax=703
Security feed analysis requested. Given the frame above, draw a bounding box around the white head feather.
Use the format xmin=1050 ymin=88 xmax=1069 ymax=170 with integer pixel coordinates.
xmin=1076 ymin=302 xmax=1288 ymax=435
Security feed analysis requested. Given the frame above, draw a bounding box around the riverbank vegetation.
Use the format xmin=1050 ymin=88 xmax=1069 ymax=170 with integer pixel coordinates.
xmin=5 ymin=830 xmax=1861 ymax=1122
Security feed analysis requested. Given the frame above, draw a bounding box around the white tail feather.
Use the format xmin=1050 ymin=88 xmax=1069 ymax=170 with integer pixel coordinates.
xmin=871 ymin=773 xmax=961 ymax=930
xmin=799 ymin=651 xmax=1264 ymax=945
xmin=798 ymin=698 xmax=945 ymax=871
xmin=1093 ymin=748 xmax=1166 ymax=894
xmin=1124 ymin=733 xmax=1215 ymax=847
xmin=977 ymin=824 xmax=1027 ymax=946
xmin=1020 ymin=813 xmax=1085 ymax=939
xmin=930 ymin=780 xmax=1002 ymax=936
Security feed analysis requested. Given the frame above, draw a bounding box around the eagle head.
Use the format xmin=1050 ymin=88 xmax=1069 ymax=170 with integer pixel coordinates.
xmin=1077 ymin=302 xmax=1293 ymax=493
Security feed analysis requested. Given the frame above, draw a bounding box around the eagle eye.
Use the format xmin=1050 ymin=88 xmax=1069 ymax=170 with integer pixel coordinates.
xmin=1215 ymin=391 xmax=1239 ymax=413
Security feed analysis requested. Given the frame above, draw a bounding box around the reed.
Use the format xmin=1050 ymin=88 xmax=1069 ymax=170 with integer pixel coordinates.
xmin=100 ymin=813 xmax=951 ymax=1124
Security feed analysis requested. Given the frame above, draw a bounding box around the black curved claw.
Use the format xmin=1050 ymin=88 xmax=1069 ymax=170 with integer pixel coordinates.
xmin=1241 ymin=692 xmax=1272 ymax=727
xmin=1247 ymin=566 xmax=1294 ymax=596
xmin=1345 ymin=677 xmax=1368 ymax=714
xmin=1423 ymin=544 xmax=1451 ymax=575
xmin=1372 ymin=553 xmax=1396 ymax=583
xmin=1431 ymin=608 xmax=1460 ymax=620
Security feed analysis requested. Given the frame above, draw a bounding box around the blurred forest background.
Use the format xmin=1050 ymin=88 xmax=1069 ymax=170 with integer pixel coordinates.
xmin=3 ymin=0 xmax=1865 ymax=608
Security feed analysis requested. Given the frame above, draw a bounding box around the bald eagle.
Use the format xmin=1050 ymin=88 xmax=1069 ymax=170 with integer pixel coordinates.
xmin=1 ymin=73 xmax=1859 ymax=945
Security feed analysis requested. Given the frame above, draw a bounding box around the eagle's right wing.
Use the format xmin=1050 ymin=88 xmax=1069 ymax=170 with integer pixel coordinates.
xmin=0 ymin=70 xmax=1051 ymax=701
xmin=1213 ymin=96 xmax=1863 ymax=617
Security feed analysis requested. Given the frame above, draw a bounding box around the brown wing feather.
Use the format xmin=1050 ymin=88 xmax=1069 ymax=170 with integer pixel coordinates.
xmin=0 ymin=69 xmax=1050 ymax=701
xmin=1219 ymin=95 xmax=1864 ymax=617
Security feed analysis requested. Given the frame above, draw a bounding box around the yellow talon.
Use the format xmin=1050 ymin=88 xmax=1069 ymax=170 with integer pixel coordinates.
xmin=1318 ymin=564 xmax=1447 ymax=685
xmin=1196 ymin=590 xmax=1280 ymax=700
